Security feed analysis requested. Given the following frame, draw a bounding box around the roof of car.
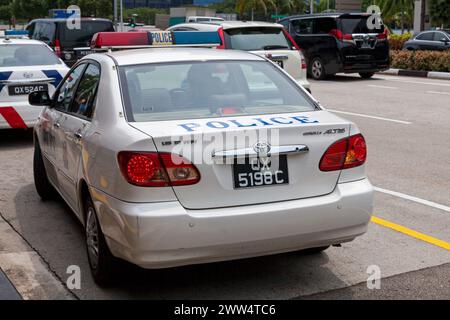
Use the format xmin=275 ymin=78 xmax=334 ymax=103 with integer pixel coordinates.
xmin=28 ymin=17 xmax=112 ymax=23
xmin=280 ymin=12 xmax=369 ymax=21
xmin=170 ymin=20 xmax=284 ymax=30
xmin=103 ymin=47 xmax=265 ymax=66
xmin=0 ymin=38 xmax=48 ymax=45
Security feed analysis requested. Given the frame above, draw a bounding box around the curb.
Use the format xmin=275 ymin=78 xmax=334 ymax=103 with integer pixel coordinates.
xmin=0 ymin=214 xmax=75 ymax=300
xmin=378 ymin=68 xmax=450 ymax=80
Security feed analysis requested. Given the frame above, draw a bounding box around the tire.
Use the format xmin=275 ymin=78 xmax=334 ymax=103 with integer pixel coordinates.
xmin=33 ymin=141 xmax=56 ymax=200
xmin=299 ymin=245 xmax=330 ymax=255
xmin=359 ymin=72 xmax=375 ymax=79
xmin=85 ymin=196 xmax=119 ymax=286
xmin=309 ymin=57 xmax=327 ymax=80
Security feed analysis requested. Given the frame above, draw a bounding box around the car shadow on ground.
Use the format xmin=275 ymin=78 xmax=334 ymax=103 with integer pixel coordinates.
xmin=0 ymin=129 xmax=33 ymax=150
xmin=10 ymin=183 xmax=349 ymax=299
xmin=311 ymin=74 xmax=384 ymax=82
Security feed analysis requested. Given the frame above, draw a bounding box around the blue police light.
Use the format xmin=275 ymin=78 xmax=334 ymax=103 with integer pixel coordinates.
xmin=172 ymin=31 xmax=221 ymax=45
xmin=5 ymin=30 xmax=29 ymax=37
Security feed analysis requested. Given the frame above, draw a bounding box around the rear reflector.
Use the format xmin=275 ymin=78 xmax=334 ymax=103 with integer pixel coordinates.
xmin=319 ymin=134 xmax=367 ymax=171
xmin=118 ymin=151 xmax=200 ymax=187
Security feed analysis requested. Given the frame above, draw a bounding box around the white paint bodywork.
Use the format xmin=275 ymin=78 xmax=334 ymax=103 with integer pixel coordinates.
xmin=0 ymin=39 xmax=69 ymax=129
xmin=34 ymin=48 xmax=373 ymax=269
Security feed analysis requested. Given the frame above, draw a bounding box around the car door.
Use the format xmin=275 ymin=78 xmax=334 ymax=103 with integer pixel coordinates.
xmin=51 ymin=63 xmax=87 ymax=208
xmin=289 ymin=18 xmax=315 ymax=60
xmin=415 ymin=32 xmax=434 ymax=49
xmin=57 ymin=62 xmax=100 ymax=214
xmin=433 ymin=32 xmax=450 ymax=50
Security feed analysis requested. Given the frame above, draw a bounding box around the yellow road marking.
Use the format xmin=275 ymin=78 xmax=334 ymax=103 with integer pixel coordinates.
xmin=371 ymin=216 xmax=450 ymax=251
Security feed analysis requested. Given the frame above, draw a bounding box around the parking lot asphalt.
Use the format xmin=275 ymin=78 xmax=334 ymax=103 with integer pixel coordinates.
xmin=0 ymin=74 xmax=449 ymax=299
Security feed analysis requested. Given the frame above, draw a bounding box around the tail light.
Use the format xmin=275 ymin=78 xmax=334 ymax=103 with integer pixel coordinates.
xmin=118 ymin=152 xmax=200 ymax=187
xmin=54 ymin=38 xmax=62 ymax=58
xmin=217 ymin=27 xmax=225 ymax=49
xmin=319 ymin=134 xmax=367 ymax=171
xmin=329 ymin=29 xmax=353 ymax=41
xmin=377 ymin=29 xmax=389 ymax=40
xmin=301 ymin=56 xmax=307 ymax=69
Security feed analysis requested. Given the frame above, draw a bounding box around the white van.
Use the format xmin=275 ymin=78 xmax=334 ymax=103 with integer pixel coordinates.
xmin=186 ymin=16 xmax=225 ymax=23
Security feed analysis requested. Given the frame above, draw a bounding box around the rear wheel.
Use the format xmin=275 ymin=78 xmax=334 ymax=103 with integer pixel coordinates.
xmin=359 ymin=72 xmax=375 ymax=79
xmin=33 ymin=140 xmax=56 ymax=200
xmin=310 ymin=57 xmax=327 ymax=80
xmin=85 ymin=196 xmax=118 ymax=286
xmin=299 ymin=245 xmax=330 ymax=255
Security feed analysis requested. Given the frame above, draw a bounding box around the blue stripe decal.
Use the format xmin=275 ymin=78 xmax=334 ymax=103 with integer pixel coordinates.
xmin=0 ymin=72 xmax=12 ymax=93
xmin=42 ymin=70 xmax=63 ymax=88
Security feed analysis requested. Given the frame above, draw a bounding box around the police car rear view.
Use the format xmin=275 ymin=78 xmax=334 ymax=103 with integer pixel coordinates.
xmin=0 ymin=31 xmax=68 ymax=129
xmin=30 ymin=31 xmax=373 ymax=285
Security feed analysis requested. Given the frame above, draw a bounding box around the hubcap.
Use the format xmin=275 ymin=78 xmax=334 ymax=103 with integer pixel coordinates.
xmin=312 ymin=60 xmax=322 ymax=78
xmin=86 ymin=206 xmax=99 ymax=270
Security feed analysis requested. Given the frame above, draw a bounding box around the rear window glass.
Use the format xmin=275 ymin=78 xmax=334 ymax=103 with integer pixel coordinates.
xmin=225 ymin=27 xmax=290 ymax=51
xmin=119 ymin=60 xmax=315 ymax=122
xmin=0 ymin=44 xmax=61 ymax=67
xmin=59 ymin=21 xmax=114 ymax=47
xmin=340 ymin=16 xmax=384 ymax=34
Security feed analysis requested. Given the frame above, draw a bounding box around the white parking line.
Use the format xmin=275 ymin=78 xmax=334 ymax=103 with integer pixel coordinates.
xmin=374 ymin=186 xmax=450 ymax=213
xmin=426 ymin=91 xmax=450 ymax=95
xmin=328 ymin=109 xmax=412 ymax=125
xmin=377 ymin=76 xmax=450 ymax=87
xmin=368 ymin=84 xmax=398 ymax=90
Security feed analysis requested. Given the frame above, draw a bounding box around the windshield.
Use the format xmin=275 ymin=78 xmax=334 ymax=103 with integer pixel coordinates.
xmin=225 ymin=27 xmax=290 ymax=51
xmin=339 ymin=16 xmax=384 ymax=34
xmin=0 ymin=44 xmax=61 ymax=67
xmin=59 ymin=21 xmax=114 ymax=48
xmin=119 ymin=60 xmax=315 ymax=122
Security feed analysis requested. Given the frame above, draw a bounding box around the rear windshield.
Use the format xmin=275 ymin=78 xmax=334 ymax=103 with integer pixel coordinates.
xmin=59 ymin=21 xmax=114 ymax=48
xmin=119 ymin=60 xmax=315 ymax=122
xmin=225 ymin=27 xmax=290 ymax=51
xmin=339 ymin=16 xmax=384 ymax=34
xmin=0 ymin=44 xmax=61 ymax=67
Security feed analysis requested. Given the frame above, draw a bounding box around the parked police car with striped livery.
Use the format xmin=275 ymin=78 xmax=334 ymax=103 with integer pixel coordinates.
xmin=0 ymin=32 xmax=68 ymax=129
xmin=29 ymin=31 xmax=373 ymax=285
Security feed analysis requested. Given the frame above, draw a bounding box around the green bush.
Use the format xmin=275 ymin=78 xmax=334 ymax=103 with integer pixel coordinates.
xmin=390 ymin=50 xmax=450 ymax=72
xmin=388 ymin=33 xmax=412 ymax=50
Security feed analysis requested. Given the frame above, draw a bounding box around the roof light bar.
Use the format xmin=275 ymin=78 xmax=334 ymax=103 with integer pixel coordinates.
xmin=91 ymin=31 xmax=221 ymax=50
xmin=3 ymin=30 xmax=29 ymax=39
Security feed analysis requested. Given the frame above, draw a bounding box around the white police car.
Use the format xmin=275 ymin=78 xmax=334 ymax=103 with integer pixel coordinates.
xmin=0 ymin=31 xmax=68 ymax=129
xmin=30 ymin=31 xmax=373 ymax=285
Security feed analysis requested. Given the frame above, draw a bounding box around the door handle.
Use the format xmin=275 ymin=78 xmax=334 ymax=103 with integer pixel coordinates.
xmin=53 ymin=122 xmax=60 ymax=129
xmin=74 ymin=132 xmax=83 ymax=140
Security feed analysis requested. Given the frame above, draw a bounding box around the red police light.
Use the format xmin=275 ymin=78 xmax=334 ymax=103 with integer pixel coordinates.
xmin=91 ymin=32 xmax=149 ymax=48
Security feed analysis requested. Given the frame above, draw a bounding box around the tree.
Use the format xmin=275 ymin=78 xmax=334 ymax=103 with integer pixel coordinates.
xmin=372 ymin=0 xmax=414 ymax=33
xmin=429 ymin=0 xmax=450 ymax=28
xmin=236 ymin=0 xmax=276 ymax=20
xmin=11 ymin=0 xmax=49 ymax=20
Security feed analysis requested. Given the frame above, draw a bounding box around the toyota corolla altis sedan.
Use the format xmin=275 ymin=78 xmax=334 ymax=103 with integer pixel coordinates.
xmin=30 ymin=32 xmax=373 ymax=285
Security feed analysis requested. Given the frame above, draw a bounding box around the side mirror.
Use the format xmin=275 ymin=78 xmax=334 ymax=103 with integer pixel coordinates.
xmin=29 ymin=91 xmax=51 ymax=106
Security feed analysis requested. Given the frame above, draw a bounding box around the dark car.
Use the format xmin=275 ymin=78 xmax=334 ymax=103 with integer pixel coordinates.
xmin=26 ymin=18 xmax=115 ymax=66
xmin=279 ymin=13 xmax=390 ymax=80
xmin=403 ymin=30 xmax=450 ymax=51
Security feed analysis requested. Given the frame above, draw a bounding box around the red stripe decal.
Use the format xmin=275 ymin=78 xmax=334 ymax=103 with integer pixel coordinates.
xmin=0 ymin=107 xmax=28 ymax=129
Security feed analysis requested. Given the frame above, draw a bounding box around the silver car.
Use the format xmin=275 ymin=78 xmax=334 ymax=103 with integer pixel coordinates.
xmin=31 ymin=47 xmax=372 ymax=285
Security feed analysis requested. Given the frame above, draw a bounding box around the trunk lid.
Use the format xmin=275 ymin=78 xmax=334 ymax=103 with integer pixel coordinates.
xmin=130 ymin=110 xmax=350 ymax=209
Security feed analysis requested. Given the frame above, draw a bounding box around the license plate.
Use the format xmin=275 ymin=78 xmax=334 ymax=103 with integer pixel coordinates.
xmin=274 ymin=60 xmax=284 ymax=68
xmin=76 ymin=50 xmax=93 ymax=57
xmin=8 ymin=84 xmax=48 ymax=96
xmin=233 ymin=155 xmax=289 ymax=189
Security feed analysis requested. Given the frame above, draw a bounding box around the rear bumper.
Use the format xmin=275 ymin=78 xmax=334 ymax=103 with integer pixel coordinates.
xmin=342 ymin=59 xmax=390 ymax=74
xmin=0 ymin=103 xmax=42 ymax=129
xmin=92 ymin=178 xmax=373 ymax=269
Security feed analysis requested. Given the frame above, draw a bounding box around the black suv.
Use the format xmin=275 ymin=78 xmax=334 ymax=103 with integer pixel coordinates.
xmin=280 ymin=13 xmax=390 ymax=79
xmin=26 ymin=18 xmax=114 ymax=66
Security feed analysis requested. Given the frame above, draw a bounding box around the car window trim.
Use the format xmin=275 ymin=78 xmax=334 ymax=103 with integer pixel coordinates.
xmin=53 ymin=62 xmax=88 ymax=115
xmin=67 ymin=60 xmax=102 ymax=122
